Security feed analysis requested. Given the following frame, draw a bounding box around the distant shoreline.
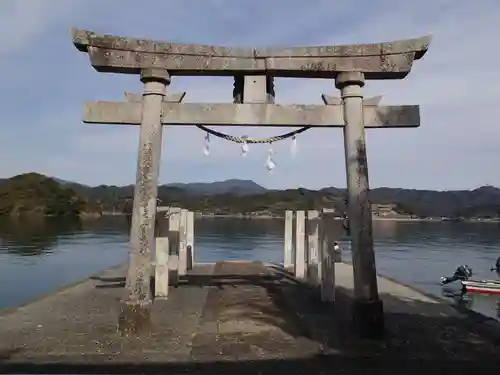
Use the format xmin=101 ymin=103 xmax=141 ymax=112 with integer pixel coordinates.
xmin=193 ymin=215 xmax=500 ymax=223
xmin=99 ymin=212 xmax=500 ymax=223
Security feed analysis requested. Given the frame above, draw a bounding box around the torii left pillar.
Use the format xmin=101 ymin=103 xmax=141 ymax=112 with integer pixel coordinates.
xmin=120 ymin=68 xmax=169 ymax=334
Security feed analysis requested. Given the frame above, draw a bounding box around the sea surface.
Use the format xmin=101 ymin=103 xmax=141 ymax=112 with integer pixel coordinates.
xmin=0 ymin=216 xmax=499 ymax=321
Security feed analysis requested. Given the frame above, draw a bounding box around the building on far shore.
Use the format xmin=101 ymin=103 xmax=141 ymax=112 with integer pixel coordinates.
xmin=316 ymin=195 xmax=343 ymax=216
xmin=371 ymin=203 xmax=397 ymax=217
xmin=317 ymin=195 xmax=399 ymax=218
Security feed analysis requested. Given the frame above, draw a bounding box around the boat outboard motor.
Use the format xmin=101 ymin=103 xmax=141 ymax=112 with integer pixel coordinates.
xmin=464 ymin=264 xmax=472 ymax=280
xmin=441 ymin=265 xmax=472 ymax=297
xmin=440 ymin=265 xmax=472 ymax=285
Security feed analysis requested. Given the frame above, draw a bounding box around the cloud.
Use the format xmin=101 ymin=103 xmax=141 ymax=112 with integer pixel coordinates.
xmin=0 ymin=0 xmax=85 ymax=57
xmin=0 ymin=0 xmax=499 ymax=189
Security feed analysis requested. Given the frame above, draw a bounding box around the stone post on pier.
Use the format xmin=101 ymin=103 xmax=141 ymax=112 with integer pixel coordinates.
xmin=285 ymin=210 xmax=335 ymax=294
xmin=186 ymin=210 xmax=195 ymax=270
xmin=294 ymin=210 xmax=306 ymax=279
xmin=307 ymin=210 xmax=320 ymax=285
xmin=155 ymin=213 xmax=170 ymax=299
xmin=120 ymin=68 xmax=169 ymax=333
xmin=178 ymin=209 xmax=189 ymax=276
xmin=336 ymin=72 xmax=384 ymax=338
xmin=154 ymin=206 xmax=195 ymax=295
xmin=167 ymin=207 xmax=181 ymax=287
xmin=284 ymin=210 xmax=293 ymax=268
xmin=318 ymin=212 xmax=336 ymax=303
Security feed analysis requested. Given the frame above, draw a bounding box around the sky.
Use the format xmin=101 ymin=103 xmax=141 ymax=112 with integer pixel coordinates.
xmin=0 ymin=0 xmax=499 ymax=190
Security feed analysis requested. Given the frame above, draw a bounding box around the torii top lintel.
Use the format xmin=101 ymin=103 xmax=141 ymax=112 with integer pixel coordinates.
xmin=72 ymin=28 xmax=431 ymax=80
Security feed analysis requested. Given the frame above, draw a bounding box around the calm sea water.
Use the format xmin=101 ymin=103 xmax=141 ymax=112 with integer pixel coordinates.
xmin=0 ymin=217 xmax=499 ymax=321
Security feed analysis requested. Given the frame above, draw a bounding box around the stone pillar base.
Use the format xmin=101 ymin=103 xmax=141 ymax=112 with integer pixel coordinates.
xmin=351 ymin=299 xmax=385 ymax=339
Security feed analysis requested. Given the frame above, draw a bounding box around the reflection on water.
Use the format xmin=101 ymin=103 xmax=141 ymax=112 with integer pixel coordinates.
xmin=343 ymin=220 xmax=500 ymax=321
xmin=471 ymin=295 xmax=500 ymax=320
xmin=194 ymin=218 xmax=284 ymax=263
xmin=0 ymin=217 xmax=499 ymax=321
xmin=0 ymin=217 xmax=82 ymax=256
xmin=0 ymin=217 xmax=129 ymax=308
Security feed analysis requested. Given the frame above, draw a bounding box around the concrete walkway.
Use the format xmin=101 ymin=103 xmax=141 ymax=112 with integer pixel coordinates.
xmin=0 ymin=261 xmax=498 ymax=374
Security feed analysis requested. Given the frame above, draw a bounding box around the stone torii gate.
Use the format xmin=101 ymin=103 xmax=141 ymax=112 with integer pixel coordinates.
xmin=71 ymin=28 xmax=430 ymax=337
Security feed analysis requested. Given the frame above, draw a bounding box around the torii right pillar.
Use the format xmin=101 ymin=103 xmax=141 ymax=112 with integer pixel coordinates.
xmin=336 ymin=72 xmax=384 ymax=338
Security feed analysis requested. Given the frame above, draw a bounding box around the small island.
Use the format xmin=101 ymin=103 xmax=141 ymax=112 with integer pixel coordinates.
xmin=0 ymin=173 xmax=99 ymax=218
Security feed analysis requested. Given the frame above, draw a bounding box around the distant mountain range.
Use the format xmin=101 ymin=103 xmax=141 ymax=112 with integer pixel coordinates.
xmin=165 ymin=179 xmax=267 ymax=196
xmin=54 ymin=178 xmax=268 ymax=196
xmin=52 ymin=178 xmax=74 ymax=186
xmin=1 ymin=174 xmax=500 ymax=219
xmin=2 ymin=175 xmax=499 ymax=198
xmin=54 ymin=177 xmax=500 ymax=198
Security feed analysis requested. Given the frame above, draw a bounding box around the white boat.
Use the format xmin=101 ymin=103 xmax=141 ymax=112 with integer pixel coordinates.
xmin=462 ymin=279 xmax=500 ymax=295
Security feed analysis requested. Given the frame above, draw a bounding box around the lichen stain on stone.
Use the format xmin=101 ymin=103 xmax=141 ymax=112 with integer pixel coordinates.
xmin=126 ymin=134 xmax=158 ymax=307
xmin=117 ymin=302 xmax=152 ymax=336
xmin=349 ymin=139 xmax=373 ymax=254
xmin=136 ymin=140 xmax=157 ymax=259
xmin=138 ymin=141 xmax=154 ymax=193
xmin=139 ymin=222 xmax=148 ymax=255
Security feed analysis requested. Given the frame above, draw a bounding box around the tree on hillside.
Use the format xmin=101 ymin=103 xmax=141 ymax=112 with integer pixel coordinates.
xmin=0 ymin=173 xmax=90 ymax=217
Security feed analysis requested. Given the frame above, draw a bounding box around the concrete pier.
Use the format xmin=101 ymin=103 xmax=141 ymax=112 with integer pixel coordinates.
xmin=4 ymin=211 xmax=493 ymax=372
xmin=0 ymin=260 xmax=498 ymax=373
